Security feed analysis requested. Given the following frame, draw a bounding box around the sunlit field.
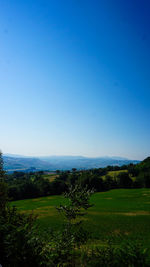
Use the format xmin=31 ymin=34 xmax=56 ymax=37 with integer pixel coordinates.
xmin=11 ymin=189 xmax=150 ymax=246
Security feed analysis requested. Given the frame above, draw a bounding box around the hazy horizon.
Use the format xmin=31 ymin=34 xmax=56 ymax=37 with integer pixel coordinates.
xmin=3 ymin=151 xmax=143 ymax=161
xmin=1 ymin=0 xmax=150 ymax=161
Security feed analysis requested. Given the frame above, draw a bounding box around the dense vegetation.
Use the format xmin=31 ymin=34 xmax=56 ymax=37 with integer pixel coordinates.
xmin=1 ymin=151 xmax=150 ymax=266
xmin=5 ymin=157 xmax=150 ymax=201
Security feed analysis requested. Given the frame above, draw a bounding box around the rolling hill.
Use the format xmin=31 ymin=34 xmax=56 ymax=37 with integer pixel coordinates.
xmin=3 ymin=154 xmax=140 ymax=172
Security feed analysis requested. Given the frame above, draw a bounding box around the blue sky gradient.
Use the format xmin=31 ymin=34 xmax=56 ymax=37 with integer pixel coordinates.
xmin=0 ymin=0 xmax=150 ymax=159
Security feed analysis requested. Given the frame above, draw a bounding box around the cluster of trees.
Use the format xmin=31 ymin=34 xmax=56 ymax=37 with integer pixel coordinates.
xmin=7 ymin=171 xmax=67 ymax=200
xmin=5 ymin=157 xmax=150 ymax=201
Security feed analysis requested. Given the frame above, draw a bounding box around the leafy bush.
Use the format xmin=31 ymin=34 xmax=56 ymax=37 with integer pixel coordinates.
xmin=81 ymin=240 xmax=150 ymax=267
xmin=0 ymin=204 xmax=45 ymax=267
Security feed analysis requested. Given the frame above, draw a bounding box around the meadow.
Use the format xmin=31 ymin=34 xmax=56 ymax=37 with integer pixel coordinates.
xmin=11 ymin=188 xmax=150 ymax=247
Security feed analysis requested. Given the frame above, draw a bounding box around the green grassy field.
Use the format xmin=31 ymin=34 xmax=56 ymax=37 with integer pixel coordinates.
xmin=108 ymin=169 xmax=128 ymax=177
xmin=43 ymin=173 xmax=59 ymax=182
xmin=102 ymin=169 xmax=128 ymax=180
xmin=11 ymin=189 xmax=150 ymax=246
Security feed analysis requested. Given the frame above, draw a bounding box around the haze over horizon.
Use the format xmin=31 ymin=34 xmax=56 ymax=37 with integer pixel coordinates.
xmin=1 ymin=0 xmax=150 ymax=161
xmin=2 ymin=152 xmax=145 ymax=162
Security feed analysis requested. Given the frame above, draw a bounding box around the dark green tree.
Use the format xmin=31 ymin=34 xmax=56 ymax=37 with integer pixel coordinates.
xmin=0 ymin=151 xmax=8 ymax=214
xmin=0 ymin=151 xmax=5 ymax=181
xmin=57 ymin=184 xmax=93 ymax=223
xmin=52 ymin=184 xmax=94 ymax=265
xmin=0 ymin=151 xmax=48 ymax=267
xmin=117 ymin=172 xmax=133 ymax=188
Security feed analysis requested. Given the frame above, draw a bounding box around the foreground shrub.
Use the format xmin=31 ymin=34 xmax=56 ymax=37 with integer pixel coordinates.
xmin=0 ymin=204 xmax=46 ymax=267
xmin=81 ymin=240 xmax=150 ymax=267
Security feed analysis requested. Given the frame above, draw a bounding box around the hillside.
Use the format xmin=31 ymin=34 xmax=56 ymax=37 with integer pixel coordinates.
xmin=138 ymin=157 xmax=150 ymax=170
xmin=3 ymin=154 xmax=139 ymax=172
xmin=3 ymin=156 xmax=52 ymax=172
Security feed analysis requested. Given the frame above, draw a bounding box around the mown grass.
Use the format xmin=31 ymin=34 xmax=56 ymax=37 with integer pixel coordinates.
xmin=43 ymin=173 xmax=59 ymax=182
xmin=102 ymin=169 xmax=128 ymax=180
xmin=11 ymin=189 xmax=150 ymax=246
xmin=108 ymin=169 xmax=128 ymax=177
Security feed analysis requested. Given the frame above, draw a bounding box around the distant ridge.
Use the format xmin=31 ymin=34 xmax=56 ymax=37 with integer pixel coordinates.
xmin=3 ymin=154 xmax=140 ymax=172
xmin=4 ymin=153 xmax=30 ymax=158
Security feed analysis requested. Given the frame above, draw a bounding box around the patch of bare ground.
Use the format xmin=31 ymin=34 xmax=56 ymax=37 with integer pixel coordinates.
xmin=122 ymin=211 xmax=150 ymax=216
xmin=113 ymin=229 xmax=121 ymax=235
xmin=89 ymin=211 xmax=150 ymax=216
xmin=124 ymin=232 xmax=130 ymax=236
xmin=36 ymin=206 xmax=53 ymax=210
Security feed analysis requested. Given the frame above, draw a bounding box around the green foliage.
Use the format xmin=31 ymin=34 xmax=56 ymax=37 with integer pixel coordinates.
xmin=0 ymin=151 xmax=5 ymax=181
xmin=0 ymin=181 xmax=8 ymax=214
xmin=81 ymin=240 xmax=150 ymax=267
xmin=45 ymin=227 xmax=76 ymax=266
xmin=0 ymin=152 xmax=47 ymax=267
xmin=47 ymin=184 xmax=94 ymax=265
xmin=57 ymin=184 xmax=93 ymax=222
xmin=117 ymin=172 xmax=133 ymax=188
xmin=5 ymin=156 xmax=150 ymax=202
xmin=1 ymin=169 xmax=94 ymax=266
xmin=0 ymin=181 xmax=48 ymax=266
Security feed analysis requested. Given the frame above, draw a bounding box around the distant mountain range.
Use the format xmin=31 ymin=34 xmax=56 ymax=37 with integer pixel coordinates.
xmin=3 ymin=154 xmax=140 ymax=172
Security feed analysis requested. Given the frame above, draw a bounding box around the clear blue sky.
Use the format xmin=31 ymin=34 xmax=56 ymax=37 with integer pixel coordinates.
xmin=0 ymin=0 xmax=150 ymax=160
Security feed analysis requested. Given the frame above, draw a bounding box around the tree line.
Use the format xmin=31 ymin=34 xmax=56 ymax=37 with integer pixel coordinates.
xmin=5 ymin=156 xmax=150 ymax=201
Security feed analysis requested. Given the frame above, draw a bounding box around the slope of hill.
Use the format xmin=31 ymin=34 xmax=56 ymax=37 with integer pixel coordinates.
xmin=38 ymin=155 xmax=139 ymax=170
xmin=3 ymin=156 xmax=52 ymax=172
xmin=3 ymin=154 xmax=140 ymax=172
xmin=138 ymin=157 xmax=150 ymax=170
